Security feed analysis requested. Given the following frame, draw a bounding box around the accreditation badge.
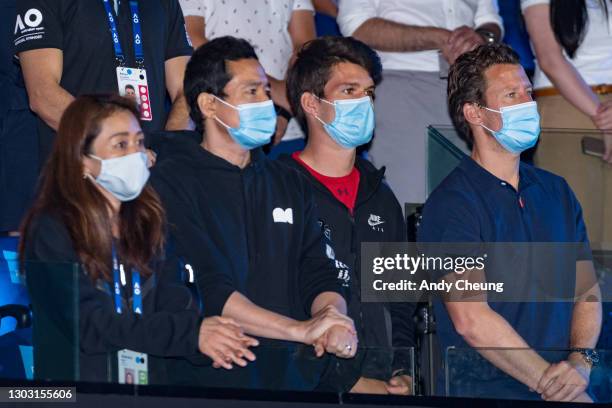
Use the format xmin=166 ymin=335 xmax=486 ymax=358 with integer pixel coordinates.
xmin=116 ymin=67 xmax=153 ymax=122
xmin=117 ymin=349 xmax=148 ymax=385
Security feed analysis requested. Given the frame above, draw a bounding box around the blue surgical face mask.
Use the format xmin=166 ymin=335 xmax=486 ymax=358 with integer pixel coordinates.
xmin=214 ymin=97 xmax=277 ymax=150
xmin=89 ymin=152 xmax=150 ymax=202
xmin=315 ymin=96 xmax=375 ymax=149
xmin=480 ymin=101 xmax=541 ymax=154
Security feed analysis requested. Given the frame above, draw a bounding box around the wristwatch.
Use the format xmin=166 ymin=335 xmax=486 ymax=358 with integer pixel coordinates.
xmin=573 ymin=348 xmax=600 ymax=368
xmin=476 ymin=29 xmax=497 ymax=45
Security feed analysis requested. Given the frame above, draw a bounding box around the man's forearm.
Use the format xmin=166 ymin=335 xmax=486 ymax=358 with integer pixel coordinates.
xmin=19 ymin=48 xmax=74 ymax=131
xmin=310 ymin=291 xmax=347 ymax=316
xmin=28 ymin=83 xmax=74 ymax=131
xmin=221 ymin=291 xmax=305 ymax=342
xmin=164 ymin=56 xmax=192 ymax=130
xmin=268 ymin=76 xmax=291 ymax=112
xmin=452 ymin=304 xmax=551 ymax=390
xmin=352 ymin=18 xmax=450 ymax=53
xmin=165 ymin=94 xmax=194 ymax=130
xmin=570 ymin=300 xmax=602 ymax=349
xmin=571 ymin=262 xmax=602 ymax=349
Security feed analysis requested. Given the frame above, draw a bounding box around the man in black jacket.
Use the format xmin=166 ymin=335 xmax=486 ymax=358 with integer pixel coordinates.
xmin=279 ymin=36 xmax=417 ymax=394
xmin=150 ymin=36 xmax=357 ymax=390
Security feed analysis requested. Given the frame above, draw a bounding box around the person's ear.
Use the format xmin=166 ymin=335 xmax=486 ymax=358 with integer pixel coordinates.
xmin=301 ymin=92 xmax=321 ymax=119
xmin=82 ymin=155 xmax=101 ymax=179
xmin=197 ymin=93 xmax=217 ymax=120
xmin=464 ymin=102 xmax=484 ymax=127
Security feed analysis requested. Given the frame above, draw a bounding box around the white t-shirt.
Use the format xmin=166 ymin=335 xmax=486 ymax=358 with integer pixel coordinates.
xmin=337 ymin=0 xmax=503 ymax=72
xmin=521 ymin=0 xmax=612 ymax=89
xmin=179 ymin=0 xmax=314 ymax=141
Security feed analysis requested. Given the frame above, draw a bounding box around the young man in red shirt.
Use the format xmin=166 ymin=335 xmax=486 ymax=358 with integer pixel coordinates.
xmin=279 ymin=36 xmax=416 ymax=394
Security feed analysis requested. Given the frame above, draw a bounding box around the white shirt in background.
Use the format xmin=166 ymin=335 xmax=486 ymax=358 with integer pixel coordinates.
xmin=337 ymin=0 xmax=503 ymax=72
xmin=179 ymin=0 xmax=314 ymax=141
xmin=179 ymin=0 xmax=313 ymax=79
xmin=521 ymin=0 xmax=612 ymax=89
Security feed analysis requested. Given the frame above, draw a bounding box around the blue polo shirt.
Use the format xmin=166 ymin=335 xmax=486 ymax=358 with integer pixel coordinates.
xmin=418 ymin=157 xmax=591 ymax=395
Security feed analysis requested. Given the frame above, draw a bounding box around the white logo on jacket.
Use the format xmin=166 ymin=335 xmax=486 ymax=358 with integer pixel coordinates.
xmin=273 ymin=207 xmax=293 ymax=224
xmin=325 ymin=244 xmax=335 ymax=260
xmin=368 ymin=213 xmax=385 ymax=232
xmin=368 ymin=214 xmax=385 ymax=226
xmin=334 ymin=260 xmax=350 ymax=287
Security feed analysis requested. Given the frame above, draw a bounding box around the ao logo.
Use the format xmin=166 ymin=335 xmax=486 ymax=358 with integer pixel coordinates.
xmin=15 ymin=8 xmax=43 ymax=34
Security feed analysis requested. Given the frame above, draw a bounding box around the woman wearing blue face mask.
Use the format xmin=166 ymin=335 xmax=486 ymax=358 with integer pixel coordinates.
xmin=19 ymin=94 xmax=257 ymax=384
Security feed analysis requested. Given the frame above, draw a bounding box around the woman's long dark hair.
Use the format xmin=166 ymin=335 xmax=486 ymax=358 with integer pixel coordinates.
xmin=19 ymin=95 xmax=166 ymax=282
xmin=551 ymin=0 xmax=609 ymax=58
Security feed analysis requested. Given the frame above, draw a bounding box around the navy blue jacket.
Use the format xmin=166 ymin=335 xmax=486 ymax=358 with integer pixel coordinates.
xmin=279 ymin=155 xmax=417 ymax=391
xmin=23 ymin=213 xmax=201 ymax=384
xmin=150 ymin=131 xmax=349 ymax=390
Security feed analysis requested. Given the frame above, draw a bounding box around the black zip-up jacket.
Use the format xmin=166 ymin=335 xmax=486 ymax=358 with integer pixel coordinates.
xmin=279 ymin=154 xmax=417 ymax=392
xmin=150 ymin=131 xmax=349 ymax=390
xmin=23 ymin=213 xmax=202 ymax=384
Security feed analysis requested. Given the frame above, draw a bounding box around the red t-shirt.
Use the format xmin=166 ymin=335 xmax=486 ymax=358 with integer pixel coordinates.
xmin=292 ymin=152 xmax=360 ymax=214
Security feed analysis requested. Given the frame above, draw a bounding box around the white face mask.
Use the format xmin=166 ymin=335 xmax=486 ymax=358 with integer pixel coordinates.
xmin=89 ymin=152 xmax=150 ymax=202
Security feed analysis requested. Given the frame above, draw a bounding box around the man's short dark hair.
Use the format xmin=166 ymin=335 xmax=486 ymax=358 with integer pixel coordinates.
xmin=125 ymin=84 xmax=135 ymax=91
xmin=447 ymin=44 xmax=521 ymax=145
xmin=184 ymin=36 xmax=258 ymax=132
xmin=287 ymin=36 xmax=382 ymax=131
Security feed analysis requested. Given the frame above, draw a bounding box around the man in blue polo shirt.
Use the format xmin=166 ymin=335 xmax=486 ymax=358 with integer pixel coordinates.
xmin=418 ymin=44 xmax=602 ymax=403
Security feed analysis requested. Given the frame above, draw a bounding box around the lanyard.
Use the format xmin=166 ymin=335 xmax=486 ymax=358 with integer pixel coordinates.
xmin=112 ymin=244 xmax=143 ymax=315
xmin=101 ymin=0 xmax=144 ymax=67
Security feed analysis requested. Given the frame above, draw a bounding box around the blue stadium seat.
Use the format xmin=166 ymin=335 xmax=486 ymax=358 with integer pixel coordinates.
xmin=0 ymin=236 xmax=33 ymax=380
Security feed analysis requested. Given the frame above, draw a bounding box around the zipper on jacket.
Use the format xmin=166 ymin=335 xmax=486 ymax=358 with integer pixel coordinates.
xmin=347 ymin=212 xmax=368 ymax=350
xmin=288 ymin=158 xmax=382 ymax=349
xmin=240 ymin=171 xmax=256 ymax=262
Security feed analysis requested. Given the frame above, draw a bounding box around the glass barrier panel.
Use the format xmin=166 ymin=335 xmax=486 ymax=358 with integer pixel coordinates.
xmin=148 ymin=346 xmax=415 ymax=395
xmin=427 ymin=125 xmax=468 ymax=197
xmin=445 ymin=347 xmax=611 ymax=403
xmin=0 ymin=236 xmax=26 ymax=337
xmin=21 ymin=261 xmax=80 ymax=382
xmin=1 ymin=263 xmax=416 ymax=395
xmin=0 ymin=239 xmax=32 ymax=380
